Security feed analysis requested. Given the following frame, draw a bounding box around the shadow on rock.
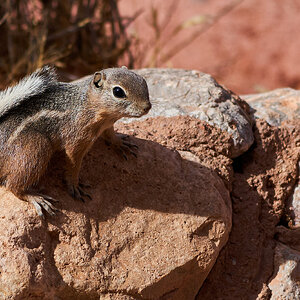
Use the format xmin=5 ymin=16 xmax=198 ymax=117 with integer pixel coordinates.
xmin=0 ymin=130 xmax=231 ymax=300
xmin=44 ymin=136 xmax=231 ymax=221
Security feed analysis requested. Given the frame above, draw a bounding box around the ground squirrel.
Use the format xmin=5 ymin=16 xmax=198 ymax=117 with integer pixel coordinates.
xmin=0 ymin=66 xmax=151 ymax=217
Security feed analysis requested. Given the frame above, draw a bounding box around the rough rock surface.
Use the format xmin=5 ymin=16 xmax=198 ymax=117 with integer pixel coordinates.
xmin=244 ymin=88 xmax=300 ymax=230
xmin=116 ymin=116 xmax=234 ymax=190
xmin=268 ymin=242 xmax=300 ymax=300
xmin=197 ymin=120 xmax=300 ymax=299
xmin=0 ymin=117 xmax=232 ymax=300
xmin=129 ymin=68 xmax=254 ymax=158
xmin=274 ymin=225 xmax=300 ymax=300
xmin=244 ymin=87 xmax=300 ymax=299
xmin=243 ymin=88 xmax=300 ymax=126
xmin=287 ymin=162 xmax=300 ymax=227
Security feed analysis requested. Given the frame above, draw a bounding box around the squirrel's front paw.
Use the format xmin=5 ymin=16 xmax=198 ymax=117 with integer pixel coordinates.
xmin=68 ymin=184 xmax=92 ymax=202
xmin=107 ymin=134 xmax=138 ymax=160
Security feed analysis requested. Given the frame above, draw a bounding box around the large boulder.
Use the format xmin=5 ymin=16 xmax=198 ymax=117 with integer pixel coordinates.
xmin=0 ymin=117 xmax=232 ymax=300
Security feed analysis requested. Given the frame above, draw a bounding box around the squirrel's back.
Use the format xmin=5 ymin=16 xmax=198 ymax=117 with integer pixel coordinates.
xmin=0 ymin=67 xmax=83 ymax=146
xmin=0 ymin=66 xmax=58 ymax=119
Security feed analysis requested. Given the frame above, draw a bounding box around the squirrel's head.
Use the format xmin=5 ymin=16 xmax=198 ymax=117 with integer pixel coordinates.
xmin=88 ymin=67 xmax=151 ymax=118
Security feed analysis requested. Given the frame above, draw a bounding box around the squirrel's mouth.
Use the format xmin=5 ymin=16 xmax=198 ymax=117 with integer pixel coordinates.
xmin=138 ymin=102 xmax=151 ymax=116
xmin=143 ymin=102 xmax=152 ymax=114
xmin=125 ymin=102 xmax=152 ymax=118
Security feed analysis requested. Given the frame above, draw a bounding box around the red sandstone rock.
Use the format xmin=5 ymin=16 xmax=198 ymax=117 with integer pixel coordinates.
xmin=0 ymin=118 xmax=232 ymax=299
xmin=197 ymin=120 xmax=300 ymax=299
xmin=0 ymin=67 xmax=299 ymax=299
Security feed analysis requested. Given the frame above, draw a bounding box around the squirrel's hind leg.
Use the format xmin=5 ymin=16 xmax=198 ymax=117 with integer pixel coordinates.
xmin=4 ymin=130 xmax=58 ymax=217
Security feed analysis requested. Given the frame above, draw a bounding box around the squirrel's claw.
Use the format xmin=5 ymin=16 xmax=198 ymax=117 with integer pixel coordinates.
xmin=122 ymin=140 xmax=139 ymax=150
xmin=121 ymin=144 xmax=137 ymax=159
xmin=117 ymin=139 xmax=138 ymax=160
xmin=78 ymin=186 xmax=92 ymax=201
xmin=27 ymin=194 xmax=58 ymax=218
xmin=79 ymin=182 xmax=91 ymax=189
xmin=68 ymin=185 xmax=92 ymax=202
xmin=36 ymin=193 xmax=59 ymax=202
xmin=121 ymin=135 xmax=139 ymax=149
xmin=104 ymin=132 xmax=138 ymax=160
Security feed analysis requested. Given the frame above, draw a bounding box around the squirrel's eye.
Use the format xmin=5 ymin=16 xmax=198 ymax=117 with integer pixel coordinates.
xmin=113 ymin=86 xmax=126 ymax=99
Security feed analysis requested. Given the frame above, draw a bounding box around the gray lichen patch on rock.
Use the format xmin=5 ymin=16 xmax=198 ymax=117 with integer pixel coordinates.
xmin=268 ymin=242 xmax=300 ymax=300
xmin=243 ymin=87 xmax=300 ymax=126
xmin=123 ymin=68 xmax=254 ymax=158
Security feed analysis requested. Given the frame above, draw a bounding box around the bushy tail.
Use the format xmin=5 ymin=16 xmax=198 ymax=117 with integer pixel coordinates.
xmin=0 ymin=66 xmax=58 ymax=118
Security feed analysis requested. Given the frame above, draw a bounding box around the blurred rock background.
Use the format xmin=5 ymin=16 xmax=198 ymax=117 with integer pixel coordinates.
xmin=1 ymin=0 xmax=300 ymax=94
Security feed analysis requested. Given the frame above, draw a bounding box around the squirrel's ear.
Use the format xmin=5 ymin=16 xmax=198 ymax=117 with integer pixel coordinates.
xmin=93 ymin=71 xmax=106 ymax=88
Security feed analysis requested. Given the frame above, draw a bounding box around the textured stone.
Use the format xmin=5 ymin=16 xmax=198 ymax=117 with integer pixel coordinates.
xmin=268 ymin=242 xmax=300 ymax=300
xmin=243 ymin=88 xmax=300 ymax=126
xmin=0 ymin=118 xmax=231 ymax=300
xmin=197 ymin=119 xmax=300 ymax=299
xmin=287 ymin=162 xmax=300 ymax=227
xmin=244 ymin=88 xmax=300 ymax=230
xmin=116 ymin=116 xmax=234 ymax=190
xmin=123 ymin=68 xmax=254 ymax=158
